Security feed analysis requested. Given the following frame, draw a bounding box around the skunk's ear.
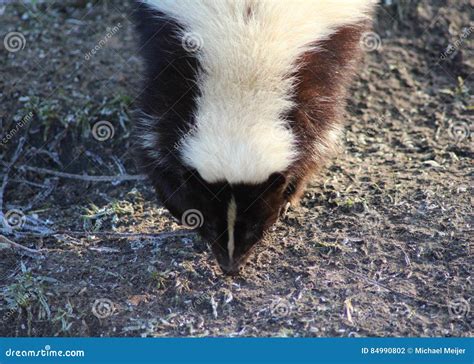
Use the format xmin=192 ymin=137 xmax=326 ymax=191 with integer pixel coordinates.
xmin=266 ymin=172 xmax=286 ymax=191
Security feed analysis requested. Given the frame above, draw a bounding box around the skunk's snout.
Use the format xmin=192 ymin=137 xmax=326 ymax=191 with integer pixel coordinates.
xmin=214 ymin=241 xmax=257 ymax=276
xmin=211 ymin=243 xmax=244 ymax=276
xmin=219 ymin=262 xmax=242 ymax=276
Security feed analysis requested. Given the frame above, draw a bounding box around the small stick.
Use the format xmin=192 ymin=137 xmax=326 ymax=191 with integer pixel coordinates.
xmin=3 ymin=229 xmax=197 ymax=241
xmin=19 ymin=165 xmax=146 ymax=182
xmin=0 ymin=234 xmax=44 ymax=257
xmin=8 ymin=178 xmax=49 ymax=189
xmin=55 ymin=229 xmax=197 ymax=240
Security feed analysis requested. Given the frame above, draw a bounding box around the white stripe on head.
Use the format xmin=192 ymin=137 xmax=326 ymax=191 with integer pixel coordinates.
xmin=227 ymin=196 xmax=237 ymax=262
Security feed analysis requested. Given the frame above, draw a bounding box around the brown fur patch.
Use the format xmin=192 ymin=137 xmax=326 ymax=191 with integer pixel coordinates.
xmin=286 ymin=22 xmax=370 ymax=204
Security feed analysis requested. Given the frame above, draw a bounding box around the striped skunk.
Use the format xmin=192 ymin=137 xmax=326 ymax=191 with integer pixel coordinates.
xmin=133 ymin=0 xmax=376 ymax=275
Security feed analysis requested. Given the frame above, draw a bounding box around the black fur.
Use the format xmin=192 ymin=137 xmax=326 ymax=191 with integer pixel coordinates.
xmin=132 ymin=3 xmax=287 ymax=274
xmin=132 ymin=2 xmax=200 ymax=218
xmin=132 ymin=2 xmax=371 ymax=275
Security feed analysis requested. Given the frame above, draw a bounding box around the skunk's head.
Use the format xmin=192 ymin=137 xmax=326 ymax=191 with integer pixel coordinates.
xmin=205 ymin=173 xmax=287 ymax=275
xmin=164 ymin=170 xmax=288 ymax=275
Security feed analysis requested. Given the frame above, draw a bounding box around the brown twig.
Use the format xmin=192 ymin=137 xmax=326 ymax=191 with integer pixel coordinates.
xmin=4 ymin=229 xmax=197 ymax=241
xmin=0 ymin=234 xmax=44 ymax=258
xmin=19 ymin=165 xmax=146 ymax=182
xmin=56 ymin=229 xmax=197 ymax=240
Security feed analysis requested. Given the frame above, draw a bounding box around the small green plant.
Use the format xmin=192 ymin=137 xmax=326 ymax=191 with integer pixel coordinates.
xmin=81 ymin=199 xmax=136 ymax=232
xmin=1 ymin=265 xmax=51 ymax=335
xmin=52 ymin=301 xmax=77 ymax=336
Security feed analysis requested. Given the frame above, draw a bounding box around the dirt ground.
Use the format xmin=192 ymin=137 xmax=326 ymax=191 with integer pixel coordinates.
xmin=0 ymin=0 xmax=472 ymax=337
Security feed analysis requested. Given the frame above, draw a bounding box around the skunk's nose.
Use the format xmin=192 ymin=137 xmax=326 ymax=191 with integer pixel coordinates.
xmin=219 ymin=263 xmax=242 ymax=276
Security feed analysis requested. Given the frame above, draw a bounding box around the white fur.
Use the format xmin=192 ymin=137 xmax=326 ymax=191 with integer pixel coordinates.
xmin=313 ymin=125 xmax=343 ymax=160
xmin=142 ymin=0 xmax=375 ymax=184
xmin=135 ymin=112 xmax=161 ymax=160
